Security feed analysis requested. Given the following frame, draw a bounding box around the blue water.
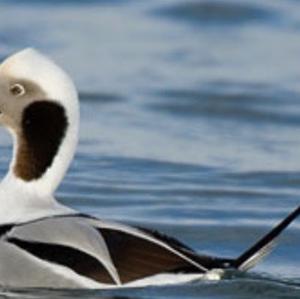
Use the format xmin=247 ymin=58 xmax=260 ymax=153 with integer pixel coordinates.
xmin=0 ymin=0 xmax=300 ymax=298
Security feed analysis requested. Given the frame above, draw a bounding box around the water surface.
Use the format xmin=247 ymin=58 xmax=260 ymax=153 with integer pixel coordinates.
xmin=0 ymin=0 xmax=300 ymax=298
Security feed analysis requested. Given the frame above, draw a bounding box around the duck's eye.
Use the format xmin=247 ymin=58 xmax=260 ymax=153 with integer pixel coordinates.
xmin=10 ymin=83 xmax=26 ymax=97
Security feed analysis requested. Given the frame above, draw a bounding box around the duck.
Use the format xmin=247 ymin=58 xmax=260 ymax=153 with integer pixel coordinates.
xmin=0 ymin=48 xmax=298 ymax=289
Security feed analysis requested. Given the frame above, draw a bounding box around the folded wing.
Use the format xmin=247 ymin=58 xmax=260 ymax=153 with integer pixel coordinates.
xmin=1 ymin=214 xmax=208 ymax=287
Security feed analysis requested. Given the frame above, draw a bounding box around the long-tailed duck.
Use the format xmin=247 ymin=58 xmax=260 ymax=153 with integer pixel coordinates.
xmin=0 ymin=48 xmax=298 ymax=289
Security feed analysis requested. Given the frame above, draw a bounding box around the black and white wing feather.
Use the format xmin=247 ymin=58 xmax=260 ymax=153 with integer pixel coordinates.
xmin=0 ymin=214 xmax=211 ymax=288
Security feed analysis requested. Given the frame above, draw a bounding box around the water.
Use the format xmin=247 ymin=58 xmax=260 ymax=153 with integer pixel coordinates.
xmin=0 ymin=0 xmax=300 ymax=298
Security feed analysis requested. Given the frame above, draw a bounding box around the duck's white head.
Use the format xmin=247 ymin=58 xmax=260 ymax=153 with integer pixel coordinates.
xmin=0 ymin=48 xmax=79 ymax=199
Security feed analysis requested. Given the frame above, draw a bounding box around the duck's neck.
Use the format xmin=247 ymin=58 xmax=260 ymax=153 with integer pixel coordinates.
xmin=2 ymin=101 xmax=79 ymax=203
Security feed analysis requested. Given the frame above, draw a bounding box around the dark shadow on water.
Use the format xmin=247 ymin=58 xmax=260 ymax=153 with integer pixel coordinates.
xmin=0 ymin=0 xmax=132 ymax=6
xmin=79 ymin=92 xmax=126 ymax=105
xmin=72 ymin=154 xmax=217 ymax=174
xmin=225 ymin=170 xmax=300 ymax=189
xmin=152 ymin=1 xmax=279 ymax=27
xmin=147 ymin=85 xmax=300 ymax=126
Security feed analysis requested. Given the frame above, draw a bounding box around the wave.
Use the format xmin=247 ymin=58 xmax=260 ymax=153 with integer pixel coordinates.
xmin=79 ymin=92 xmax=126 ymax=104
xmin=147 ymin=85 xmax=300 ymax=126
xmin=152 ymin=1 xmax=278 ymax=27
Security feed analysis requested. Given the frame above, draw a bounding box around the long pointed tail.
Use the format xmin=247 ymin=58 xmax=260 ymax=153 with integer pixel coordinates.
xmin=233 ymin=205 xmax=300 ymax=271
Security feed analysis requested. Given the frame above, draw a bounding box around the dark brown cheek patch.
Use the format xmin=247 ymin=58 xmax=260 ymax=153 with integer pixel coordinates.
xmin=14 ymin=101 xmax=68 ymax=181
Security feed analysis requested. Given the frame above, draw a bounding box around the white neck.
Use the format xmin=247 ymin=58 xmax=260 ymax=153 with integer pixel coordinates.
xmin=0 ymin=99 xmax=79 ymax=224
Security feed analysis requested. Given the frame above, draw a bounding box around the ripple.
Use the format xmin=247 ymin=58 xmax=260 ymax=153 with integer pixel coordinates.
xmin=1 ymin=0 xmax=130 ymax=6
xmin=147 ymin=86 xmax=300 ymax=126
xmin=59 ymin=154 xmax=299 ymax=229
xmin=2 ymin=274 xmax=300 ymax=299
xmin=226 ymin=170 xmax=300 ymax=189
xmin=153 ymin=1 xmax=278 ymax=27
xmin=79 ymin=92 xmax=126 ymax=104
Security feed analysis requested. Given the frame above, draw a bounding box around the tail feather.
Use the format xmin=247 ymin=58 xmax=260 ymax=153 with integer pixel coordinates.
xmin=234 ymin=205 xmax=300 ymax=271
